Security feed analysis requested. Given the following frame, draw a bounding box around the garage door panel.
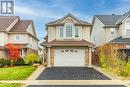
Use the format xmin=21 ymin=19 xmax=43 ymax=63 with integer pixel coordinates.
xmin=54 ymin=47 xmax=84 ymax=66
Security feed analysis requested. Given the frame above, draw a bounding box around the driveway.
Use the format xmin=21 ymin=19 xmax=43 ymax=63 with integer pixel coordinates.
xmin=36 ymin=67 xmax=111 ymax=80
xmin=28 ymin=85 xmax=126 ymax=87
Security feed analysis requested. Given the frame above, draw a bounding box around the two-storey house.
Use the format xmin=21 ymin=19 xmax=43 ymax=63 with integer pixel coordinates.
xmin=0 ymin=16 xmax=39 ymax=58
xmin=41 ymin=14 xmax=94 ymax=67
xmin=91 ymin=11 xmax=130 ymax=59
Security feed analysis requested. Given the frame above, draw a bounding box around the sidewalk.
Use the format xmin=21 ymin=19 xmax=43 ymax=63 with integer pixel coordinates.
xmin=0 ymin=80 xmax=128 ymax=85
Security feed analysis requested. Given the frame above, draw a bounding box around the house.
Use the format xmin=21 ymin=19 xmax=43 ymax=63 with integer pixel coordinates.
xmin=0 ymin=16 xmax=39 ymax=58
xmin=41 ymin=13 xmax=94 ymax=67
xmin=91 ymin=11 xmax=130 ymax=59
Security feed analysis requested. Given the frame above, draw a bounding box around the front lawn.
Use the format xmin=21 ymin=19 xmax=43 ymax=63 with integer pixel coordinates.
xmin=0 ymin=66 xmax=36 ymax=80
xmin=0 ymin=83 xmax=21 ymax=87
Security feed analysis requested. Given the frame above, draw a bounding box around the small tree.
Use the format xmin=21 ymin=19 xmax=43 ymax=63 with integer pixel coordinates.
xmin=5 ymin=43 xmax=20 ymax=61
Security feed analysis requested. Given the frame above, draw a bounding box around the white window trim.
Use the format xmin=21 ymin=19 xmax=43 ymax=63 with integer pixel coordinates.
xmin=15 ymin=35 xmax=20 ymax=41
xmin=75 ymin=26 xmax=81 ymax=38
xmin=125 ymin=18 xmax=130 ymax=35
xmin=110 ymin=28 xmax=115 ymax=36
xmin=58 ymin=23 xmax=82 ymax=40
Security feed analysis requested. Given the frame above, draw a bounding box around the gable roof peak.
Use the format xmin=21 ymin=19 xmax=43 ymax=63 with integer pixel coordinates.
xmin=46 ymin=13 xmax=92 ymax=26
xmin=116 ymin=10 xmax=130 ymax=25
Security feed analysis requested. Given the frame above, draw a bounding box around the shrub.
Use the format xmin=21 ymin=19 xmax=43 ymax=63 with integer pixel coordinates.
xmin=99 ymin=51 xmax=108 ymax=68
xmin=24 ymin=53 xmax=40 ymax=65
xmin=98 ymin=44 xmax=130 ymax=77
xmin=13 ymin=58 xmax=24 ymax=66
xmin=6 ymin=59 xmax=11 ymax=66
xmin=0 ymin=59 xmax=6 ymax=68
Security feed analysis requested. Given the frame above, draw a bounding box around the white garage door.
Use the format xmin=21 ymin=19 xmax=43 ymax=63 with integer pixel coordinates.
xmin=54 ymin=47 xmax=85 ymax=66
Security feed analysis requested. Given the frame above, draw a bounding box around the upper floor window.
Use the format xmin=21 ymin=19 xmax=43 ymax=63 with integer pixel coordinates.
xmin=59 ymin=26 xmax=64 ymax=37
xmin=16 ymin=35 xmax=20 ymax=40
xmin=125 ymin=19 xmax=130 ymax=35
xmin=65 ymin=23 xmax=73 ymax=37
xmin=126 ymin=20 xmax=130 ymax=24
xmin=75 ymin=26 xmax=80 ymax=37
xmin=110 ymin=28 xmax=115 ymax=36
xmin=58 ymin=22 xmax=81 ymax=38
xmin=94 ymin=36 xmax=96 ymax=41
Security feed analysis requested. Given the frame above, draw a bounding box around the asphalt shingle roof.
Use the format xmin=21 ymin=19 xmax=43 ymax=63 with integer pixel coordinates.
xmin=46 ymin=13 xmax=92 ymax=26
xmin=109 ymin=36 xmax=130 ymax=43
xmin=95 ymin=15 xmax=122 ymax=25
xmin=9 ymin=20 xmax=32 ymax=32
xmin=95 ymin=11 xmax=130 ymax=26
xmin=0 ymin=16 xmax=18 ymax=31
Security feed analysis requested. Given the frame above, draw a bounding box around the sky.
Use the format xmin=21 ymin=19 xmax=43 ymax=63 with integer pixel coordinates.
xmin=9 ymin=0 xmax=130 ymax=41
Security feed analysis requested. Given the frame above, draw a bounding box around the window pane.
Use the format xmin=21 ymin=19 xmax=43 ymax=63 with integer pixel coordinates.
xmin=111 ymin=31 xmax=114 ymax=35
xmin=75 ymin=26 xmax=79 ymax=37
xmin=60 ymin=26 xmax=63 ymax=37
xmin=110 ymin=28 xmax=115 ymax=36
xmin=16 ymin=35 xmax=20 ymax=40
xmin=66 ymin=23 xmax=72 ymax=37
xmin=126 ymin=29 xmax=130 ymax=35
xmin=126 ymin=20 xmax=130 ymax=24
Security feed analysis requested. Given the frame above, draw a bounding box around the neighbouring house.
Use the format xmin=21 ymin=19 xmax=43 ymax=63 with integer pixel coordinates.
xmin=0 ymin=16 xmax=39 ymax=58
xmin=41 ymin=13 xmax=94 ymax=67
xmin=91 ymin=10 xmax=130 ymax=60
xmin=38 ymin=47 xmax=43 ymax=59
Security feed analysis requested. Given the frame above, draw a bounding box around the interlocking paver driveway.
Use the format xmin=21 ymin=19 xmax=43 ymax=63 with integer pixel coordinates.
xmin=28 ymin=85 xmax=126 ymax=87
xmin=36 ymin=67 xmax=111 ymax=80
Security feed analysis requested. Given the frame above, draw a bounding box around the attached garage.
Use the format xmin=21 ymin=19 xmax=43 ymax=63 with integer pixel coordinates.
xmin=54 ymin=47 xmax=85 ymax=66
xmin=42 ymin=40 xmax=93 ymax=67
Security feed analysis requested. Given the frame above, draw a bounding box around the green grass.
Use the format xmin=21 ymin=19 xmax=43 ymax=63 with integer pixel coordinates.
xmin=0 ymin=66 xmax=36 ymax=80
xmin=0 ymin=83 xmax=21 ymax=87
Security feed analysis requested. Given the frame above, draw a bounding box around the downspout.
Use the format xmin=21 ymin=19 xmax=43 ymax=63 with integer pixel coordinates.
xmin=104 ymin=27 xmax=107 ymax=43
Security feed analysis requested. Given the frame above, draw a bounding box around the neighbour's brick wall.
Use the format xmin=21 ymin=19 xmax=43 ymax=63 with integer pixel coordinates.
xmin=26 ymin=48 xmax=38 ymax=54
xmin=92 ymin=49 xmax=99 ymax=66
xmin=0 ymin=49 xmax=7 ymax=59
xmin=92 ymin=43 xmax=129 ymax=66
xmin=85 ymin=47 xmax=89 ymax=66
xmin=44 ymin=47 xmax=48 ymax=65
xmin=50 ymin=47 xmax=54 ymax=66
